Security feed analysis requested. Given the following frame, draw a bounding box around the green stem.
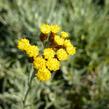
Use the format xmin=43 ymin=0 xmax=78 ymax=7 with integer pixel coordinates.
xmin=23 ymin=70 xmax=35 ymax=108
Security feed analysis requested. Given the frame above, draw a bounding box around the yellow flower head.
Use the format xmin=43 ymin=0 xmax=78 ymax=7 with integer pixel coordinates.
xmin=44 ymin=48 xmax=55 ymax=59
xmin=33 ymin=56 xmax=46 ymax=69
xmin=26 ymin=45 xmax=39 ymax=57
xmin=61 ymin=31 xmax=69 ymax=38
xmin=17 ymin=23 xmax=76 ymax=82
xmin=64 ymin=39 xmax=72 ymax=47
xmin=66 ymin=46 xmax=76 ymax=55
xmin=54 ymin=35 xmax=64 ymax=45
xmin=36 ymin=68 xmax=51 ymax=81
xmin=46 ymin=58 xmax=60 ymax=71
xmin=17 ymin=38 xmax=30 ymax=51
xmin=56 ymin=48 xmax=68 ymax=61
xmin=40 ymin=24 xmax=51 ymax=34
xmin=50 ymin=24 xmax=61 ymax=33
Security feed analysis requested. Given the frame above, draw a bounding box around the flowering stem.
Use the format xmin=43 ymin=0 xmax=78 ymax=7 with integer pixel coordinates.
xmin=23 ymin=70 xmax=35 ymax=108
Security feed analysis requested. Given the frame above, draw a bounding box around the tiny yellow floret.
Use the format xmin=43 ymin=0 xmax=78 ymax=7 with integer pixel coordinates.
xmin=54 ymin=35 xmax=64 ymax=45
xmin=56 ymin=48 xmax=68 ymax=61
xmin=46 ymin=58 xmax=60 ymax=71
xmin=50 ymin=24 xmax=61 ymax=33
xmin=26 ymin=45 xmax=39 ymax=57
xmin=33 ymin=56 xmax=46 ymax=69
xmin=61 ymin=31 xmax=69 ymax=38
xmin=17 ymin=38 xmax=30 ymax=51
xmin=44 ymin=48 xmax=55 ymax=59
xmin=40 ymin=24 xmax=51 ymax=34
xmin=66 ymin=46 xmax=76 ymax=55
xmin=36 ymin=68 xmax=51 ymax=81
xmin=64 ymin=39 xmax=72 ymax=47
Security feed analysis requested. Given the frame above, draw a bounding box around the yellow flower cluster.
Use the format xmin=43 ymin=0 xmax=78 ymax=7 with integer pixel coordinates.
xmin=33 ymin=56 xmax=46 ymax=69
xmin=36 ymin=68 xmax=51 ymax=81
xmin=40 ymin=24 xmax=51 ymax=34
xmin=54 ymin=35 xmax=64 ymax=45
xmin=46 ymin=58 xmax=60 ymax=71
xmin=17 ymin=24 xmax=76 ymax=82
xmin=43 ymin=48 xmax=55 ymax=59
xmin=33 ymin=48 xmax=60 ymax=81
xmin=61 ymin=31 xmax=69 ymax=38
xmin=17 ymin=38 xmax=39 ymax=57
xmin=17 ymin=38 xmax=30 ymax=51
xmin=56 ymin=48 xmax=68 ymax=61
xmin=40 ymin=24 xmax=61 ymax=34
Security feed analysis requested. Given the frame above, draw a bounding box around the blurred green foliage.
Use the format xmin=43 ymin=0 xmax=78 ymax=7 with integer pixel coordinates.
xmin=0 ymin=0 xmax=109 ymax=109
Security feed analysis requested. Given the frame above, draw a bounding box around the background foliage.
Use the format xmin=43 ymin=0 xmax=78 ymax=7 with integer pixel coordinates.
xmin=0 ymin=0 xmax=109 ymax=109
